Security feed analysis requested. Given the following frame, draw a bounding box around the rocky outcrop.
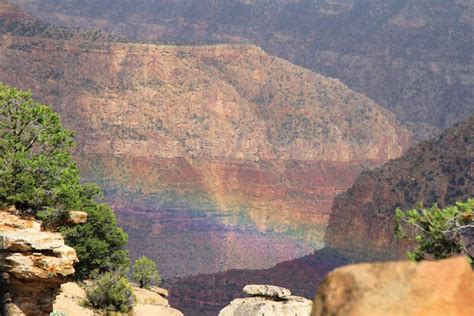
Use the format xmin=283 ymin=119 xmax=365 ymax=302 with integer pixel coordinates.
xmin=312 ymin=257 xmax=474 ymax=316
xmin=219 ymin=285 xmax=312 ymax=316
xmin=0 ymin=207 xmax=78 ymax=316
xmin=13 ymin=0 xmax=474 ymax=140
xmin=53 ymin=282 xmax=184 ymax=316
xmin=325 ymin=115 xmax=474 ymax=261
xmin=165 ymin=248 xmax=350 ymax=315
xmin=0 ymin=0 xmax=410 ymax=277
xmin=242 ymin=285 xmax=290 ymax=299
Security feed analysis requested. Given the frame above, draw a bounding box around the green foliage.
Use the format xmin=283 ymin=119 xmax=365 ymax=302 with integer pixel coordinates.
xmin=85 ymin=271 xmax=136 ymax=313
xmin=395 ymin=199 xmax=474 ymax=266
xmin=61 ymin=204 xmax=130 ymax=280
xmin=0 ymin=83 xmax=88 ymax=213
xmin=0 ymin=83 xmax=129 ymax=279
xmin=132 ymin=256 xmax=161 ymax=289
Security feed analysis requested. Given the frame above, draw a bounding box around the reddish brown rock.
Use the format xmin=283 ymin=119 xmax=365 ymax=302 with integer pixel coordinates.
xmin=12 ymin=0 xmax=474 ymax=140
xmin=0 ymin=0 xmax=411 ymax=277
xmin=312 ymin=257 xmax=474 ymax=316
xmin=325 ymin=115 xmax=474 ymax=261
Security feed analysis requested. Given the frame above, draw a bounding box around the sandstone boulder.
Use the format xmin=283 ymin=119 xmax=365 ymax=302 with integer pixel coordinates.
xmin=0 ymin=207 xmax=78 ymax=316
xmin=312 ymin=257 xmax=474 ymax=316
xmin=150 ymin=286 xmax=169 ymax=298
xmin=219 ymin=285 xmax=312 ymax=316
xmin=134 ymin=287 xmax=169 ymax=306
xmin=243 ymin=284 xmax=291 ymax=299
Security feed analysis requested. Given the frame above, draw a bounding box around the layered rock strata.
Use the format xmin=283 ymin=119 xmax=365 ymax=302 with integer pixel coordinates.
xmin=312 ymin=257 xmax=474 ymax=316
xmin=0 ymin=0 xmax=411 ymax=277
xmin=165 ymin=116 xmax=473 ymax=314
xmin=13 ymin=0 xmax=474 ymax=140
xmin=325 ymin=115 xmax=474 ymax=261
xmin=219 ymin=285 xmax=312 ymax=316
xmin=0 ymin=207 xmax=78 ymax=316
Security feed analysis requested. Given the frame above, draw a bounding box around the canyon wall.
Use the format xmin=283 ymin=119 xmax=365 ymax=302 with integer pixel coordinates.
xmin=0 ymin=0 xmax=410 ymax=277
xmin=325 ymin=115 xmax=474 ymax=260
xmin=13 ymin=0 xmax=474 ymax=140
xmin=164 ymin=115 xmax=473 ymax=314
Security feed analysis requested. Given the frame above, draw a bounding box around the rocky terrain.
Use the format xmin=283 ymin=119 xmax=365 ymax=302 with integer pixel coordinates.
xmin=164 ymin=248 xmax=350 ymax=315
xmin=164 ymin=115 xmax=473 ymax=315
xmin=0 ymin=0 xmax=410 ymax=277
xmin=313 ymin=256 xmax=474 ymax=316
xmin=219 ymin=285 xmax=312 ymax=316
xmin=0 ymin=206 xmax=78 ymax=316
xmin=13 ymin=0 xmax=474 ymax=140
xmin=53 ymin=282 xmax=183 ymax=316
xmin=325 ymin=114 xmax=474 ymax=261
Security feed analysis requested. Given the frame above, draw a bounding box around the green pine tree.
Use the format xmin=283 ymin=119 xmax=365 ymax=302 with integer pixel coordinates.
xmin=0 ymin=83 xmax=129 ymax=278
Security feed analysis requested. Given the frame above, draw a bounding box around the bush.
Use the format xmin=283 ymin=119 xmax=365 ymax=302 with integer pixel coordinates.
xmin=395 ymin=198 xmax=473 ymax=266
xmin=61 ymin=204 xmax=130 ymax=280
xmin=0 ymin=83 xmax=130 ymax=279
xmin=132 ymin=256 xmax=161 ymax=289
xmin=86 ymin=271 xmax=136 ymax=313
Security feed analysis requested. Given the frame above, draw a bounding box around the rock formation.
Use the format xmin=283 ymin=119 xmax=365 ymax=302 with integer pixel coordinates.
xmin=325 ymin=115 xmax=474 ymax=261
xmin=312 ymin=257 xmax=474 ymax=316
xmin=0 ymin=207 xmax=78 ymax=316
xmin=13 ymin=0 xmax=474 ymax=140
xmin=164 ymin=248 xmax=349 ymax=315
xmin=53 ymin=282 xmax=184 ymax=316
xmin=0 ymin=0 xmax=411 ymax=277
xmin=166 ymin=116 xmax=473 ymax=314
xmin=219 ymin=285 xmax=312 ymax=316
xmin=242 ymin=285 xmax=291 ymax=299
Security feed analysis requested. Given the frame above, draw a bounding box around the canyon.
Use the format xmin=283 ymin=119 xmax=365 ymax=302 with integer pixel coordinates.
xmin=165 ymin=115 xmax=473 ymax=315
xmin=0 ymin=1 xmax=472 ymax=315
xmin=325 ymin=114 xmax=474 ymax=260
xmin=12 ymin=0 xmax=474 ymax=140
xmin=0 ymin=0 xmax=410 ymax=278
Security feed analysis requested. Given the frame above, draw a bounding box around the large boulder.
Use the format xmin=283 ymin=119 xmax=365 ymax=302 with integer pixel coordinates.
xmin=312 ymin=257 xmax=474 ymax=316
xmin=219 ymin=285 xmax=312 ymax=316
xmin=0 ymin=207 xmax=78 ymax=316
xmin=243 ymin=285 xmax=291 ymax=299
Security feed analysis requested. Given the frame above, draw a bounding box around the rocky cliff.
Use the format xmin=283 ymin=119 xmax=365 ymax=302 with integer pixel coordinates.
xmin=325 ymin=115 xmax=474 ymax=260
xmin=0 ymin=0 xmax=410 ymax=277
xmin=164 ymin=116 xmax=473 ymax=315
xmin=0 ymin=206 xmax=77 ymax=316
xmin=13 ymin=0 xmax=474 ymax=140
